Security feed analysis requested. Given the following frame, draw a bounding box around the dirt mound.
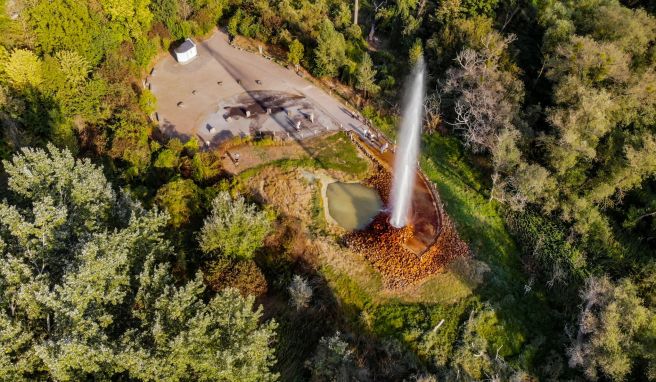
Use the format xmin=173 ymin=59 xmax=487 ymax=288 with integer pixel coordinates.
xmin=247 ymin=167 xmax=314 ymax=222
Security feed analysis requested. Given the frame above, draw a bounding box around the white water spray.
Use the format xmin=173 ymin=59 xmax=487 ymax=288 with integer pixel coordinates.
xmin=390 ymin=57 xmax=426 ymax=228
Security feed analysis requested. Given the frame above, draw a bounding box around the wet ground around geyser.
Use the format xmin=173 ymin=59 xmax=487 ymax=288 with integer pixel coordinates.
xmin=345 ymin=167 xmax=470 ymax=289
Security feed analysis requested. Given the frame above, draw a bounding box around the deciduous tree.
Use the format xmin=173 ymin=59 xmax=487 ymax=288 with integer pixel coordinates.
xmin=568 ymin=276 xmax=656 ymax=381
xmin=442 ymin=33 xmax=523 ymax=153
xmin=198 ymin=191 xmax=273 ymax=259
xmin=0 ymin=144 xmax=278 ymax=381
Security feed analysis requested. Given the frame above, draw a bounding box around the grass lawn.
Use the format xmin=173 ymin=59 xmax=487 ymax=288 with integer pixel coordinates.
xmin=302 ymin=131 xmax=370 ymax=178
xmin=419 ymin=133 xmax=561 ymax=361
xmin=313 ymin=132 xmax=562 ymax=373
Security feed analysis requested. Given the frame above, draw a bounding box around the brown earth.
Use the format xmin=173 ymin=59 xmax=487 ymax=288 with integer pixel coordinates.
xmin=246 ymin=167 xmax=315 ymax=223
xmin=221 ymin=141 xmax=307 ymax=174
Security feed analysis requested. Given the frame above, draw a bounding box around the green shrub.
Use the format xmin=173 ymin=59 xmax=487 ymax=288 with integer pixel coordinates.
xmin=198 ymin=191 xmax=273 ymax=259
xmin=167 ymin=137 xmax=184 ymax=154
xmin=133 ymin=37 xmax=158 ymax=69
xmin=138 ymin=88 xmax=157 ymax=115
xmin=307 ymin=332 xmax=359 ymax=381
xmin=505 ymin=209 xmax=587 ymax=282
xmin=192 ymin=151 xmax=221 ymax=183
xmin=153 ymin=148 xmax=179 ymax=169
xmin=361 ymin=105 xmax=397 ymax=139
xmin=227 ymin=9 xmax=242 ymax=37
xmin=183 ymin=136 xmax=200 ymax=155
xmin=155 ymin=178 xmax=202 ymax=228
xmin=109 ymin=120 xmax=152 ymax=175
xmin=50 ymin=119 xmax=79 ymax=155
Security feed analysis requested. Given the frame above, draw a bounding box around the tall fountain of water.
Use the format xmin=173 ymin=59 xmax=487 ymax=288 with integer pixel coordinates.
xmin=389 ymin=57 xmax=426 ymax=228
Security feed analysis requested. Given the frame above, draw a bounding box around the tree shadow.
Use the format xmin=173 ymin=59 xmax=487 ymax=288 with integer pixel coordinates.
xmin=255 ymin=215 xmax=424 ymax=381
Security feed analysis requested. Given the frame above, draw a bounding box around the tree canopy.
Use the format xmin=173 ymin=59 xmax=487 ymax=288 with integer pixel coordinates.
xmin=198 ymin=191 xmax=273 ymax=260
xmin=0 ymin=144 xmax=277 ymax=381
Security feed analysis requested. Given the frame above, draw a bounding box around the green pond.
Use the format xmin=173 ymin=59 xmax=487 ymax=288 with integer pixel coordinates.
xmin=326 ymin=182 xmax=382 ymax=230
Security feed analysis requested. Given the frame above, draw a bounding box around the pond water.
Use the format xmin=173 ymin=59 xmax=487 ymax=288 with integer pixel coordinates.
xmin=326 ymin=182 xmax=382 ymax=230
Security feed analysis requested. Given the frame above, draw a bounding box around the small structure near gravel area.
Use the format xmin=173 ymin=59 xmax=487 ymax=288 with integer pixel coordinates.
xmin=174 ymin=38 xmax=197 ymax=64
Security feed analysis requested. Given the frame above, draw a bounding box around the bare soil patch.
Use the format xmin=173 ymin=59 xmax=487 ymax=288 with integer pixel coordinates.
xmin=246 ymin=167 xmax=314 ymax=222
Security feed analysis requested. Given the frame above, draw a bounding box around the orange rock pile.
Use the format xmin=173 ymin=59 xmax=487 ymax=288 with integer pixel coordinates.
xmin=346 ymin=167 xmax=470 ymax=289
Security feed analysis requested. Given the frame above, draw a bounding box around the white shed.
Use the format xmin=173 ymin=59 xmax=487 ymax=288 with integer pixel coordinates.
xmin=174 ymin=38 xmax=197 ymax=64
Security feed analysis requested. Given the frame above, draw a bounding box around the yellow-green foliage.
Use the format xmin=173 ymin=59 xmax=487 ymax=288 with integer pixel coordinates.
xmin=192 ymin=151 xmax=221 ymax=183
xmin=155 ymin=178 xmax=202 ymax=228
xmin=4 ymin=49 xmax=42 ymax=87
xmin=138 ymin=89 xmax=157 ymax=115
xmin=569 ymin=277 xmax=656 ymax=381
xmin=154 ymin=148 xmax=179 ymax=169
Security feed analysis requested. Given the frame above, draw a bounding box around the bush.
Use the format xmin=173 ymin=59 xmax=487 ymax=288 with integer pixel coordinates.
xmin=307 ymin=332 xmax=359 ymax=382
xmin=153 ymin=148 xmax=179 ymax=169
xmin=192 ymin=7 xmax=223 ymax=35
xmin=192 ymin=151 xmax=221 ymax=183
xmin=133 ymin=37 xmax=158 ymax=69
xmin=288 ymin=275 xmax=313 ymax=310
xmin=138 ymin=88 xmax=157 ymax=115
xmin=50 ymin=119 xmax=79 ymax=155
xmin=227 ymin=9 xmax=242 ymax=38
xmin=155 ymin=178 xmax=202 ymax=228
xmin=505 ymin=209 xmax=586 ymax=285
xmin=204 ymin=258 xmax=268 ymax=297
xmin=361 ymin=105 xmax=397 ymax=139
xmin=198 ymin=191 xmax=273 ymax=259
xmin=109 ymin=120 xmax=152 ymax=175
xmin=183 ymin=136 xmax=200 ymax=155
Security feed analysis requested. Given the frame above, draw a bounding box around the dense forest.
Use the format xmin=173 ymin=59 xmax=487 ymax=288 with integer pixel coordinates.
xmin=0 ymin=0 xmax=655 ymax=381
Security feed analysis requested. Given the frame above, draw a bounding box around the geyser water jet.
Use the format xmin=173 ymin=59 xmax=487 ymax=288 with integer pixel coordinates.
xmin=390 ymin=57 xmax=426 ymax=228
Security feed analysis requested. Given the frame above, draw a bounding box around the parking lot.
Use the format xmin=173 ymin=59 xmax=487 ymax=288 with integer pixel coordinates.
xmin=149 ymin=30 xmax=367 ymax=146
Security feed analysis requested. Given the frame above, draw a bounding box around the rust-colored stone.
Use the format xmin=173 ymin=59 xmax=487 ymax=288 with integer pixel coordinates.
xmin=346 ymin=167 xmax=470 ymax=289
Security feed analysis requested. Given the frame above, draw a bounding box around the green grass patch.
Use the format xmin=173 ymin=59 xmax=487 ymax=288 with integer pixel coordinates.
xmin=419 ymin=134 xmax=563 ymax=366
xmin=235 ymin=132 xmax=369 ymax=185
xmin=309 ymin=181 xmax=328 ymax=233
xmin=303 ymin=132 xmax=369 ymax=178
xmin=420 ymin=135 xmax=522 ymax=276
xmin=321 ymin=264 xmax=375 ymax=318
